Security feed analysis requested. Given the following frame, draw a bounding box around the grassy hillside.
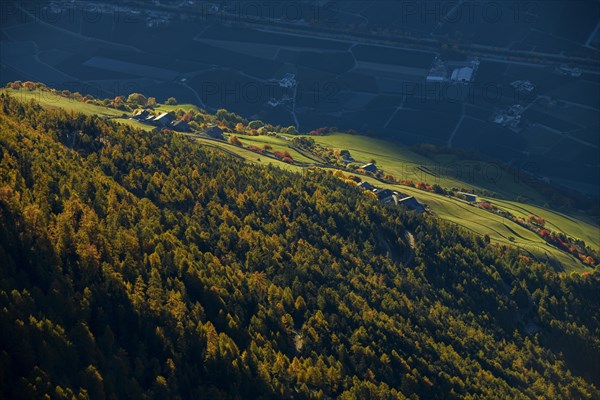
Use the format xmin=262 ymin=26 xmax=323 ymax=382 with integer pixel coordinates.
xmin=2 ymin=87 xmax=597 ymax=272
xmin=482 ymin=198 xmax=600 ymax=249
xmin=3 ymin=88 xmax=126 ymax=117
xmin=353 ymin=175 xmax=588 ymax=271
xmin=312 ymin=134 xmax=532 ymax=197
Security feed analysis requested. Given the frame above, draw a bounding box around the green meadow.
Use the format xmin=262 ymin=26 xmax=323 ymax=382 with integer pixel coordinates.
xmin=3 ymin=88 xmax=125 ymax=118
xmin=307 ymin=133 xmax=544 ymax=202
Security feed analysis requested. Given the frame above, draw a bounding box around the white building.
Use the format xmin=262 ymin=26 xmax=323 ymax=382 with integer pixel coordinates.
xmin=450 ymin=67 xmax=474 ymax=83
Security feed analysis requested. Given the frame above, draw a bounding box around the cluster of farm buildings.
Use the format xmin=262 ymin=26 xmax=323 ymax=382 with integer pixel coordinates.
xmin=129 ymin=110 xmax=479 ymax=215
xmin=130 ymin=109 xmax=224 ymax=138
xmin=356 ymin=180 xmax=426 ymax=213
xmin=356 ymin=161 xmax=478 ymax=211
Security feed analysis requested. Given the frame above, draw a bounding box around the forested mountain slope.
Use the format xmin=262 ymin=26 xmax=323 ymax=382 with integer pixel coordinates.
xmin=0 ymin=94 xmax=598 ymax=399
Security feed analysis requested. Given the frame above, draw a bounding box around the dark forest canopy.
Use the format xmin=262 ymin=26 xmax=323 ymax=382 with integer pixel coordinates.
xmin=0 ymin=93 xmax=599 ymax=399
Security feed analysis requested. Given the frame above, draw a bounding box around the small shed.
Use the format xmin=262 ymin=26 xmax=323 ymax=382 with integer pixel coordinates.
xmin=458 ymin=192 xmax=477 ymax=203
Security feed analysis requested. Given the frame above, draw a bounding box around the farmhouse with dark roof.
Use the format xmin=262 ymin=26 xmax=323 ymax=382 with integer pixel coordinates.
xmin=397 ymin=196 xmax=425 ymax=213
xmin=358 ymin=181 xmax=374 ymax=191
xmin=205 ymin=125 xmax=224 ymax=139
xmin=360 ymin=163 xmax=378 ymax=173
xmin=170 ymin=120 xmax=190 ymax=132
xmin=153 ymin=112 xmax=175 ymax=127
xmin=373 ymin=188 xmax=395 ymax=204
xmin=132 ymin=109 xmax=151 ymax=121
